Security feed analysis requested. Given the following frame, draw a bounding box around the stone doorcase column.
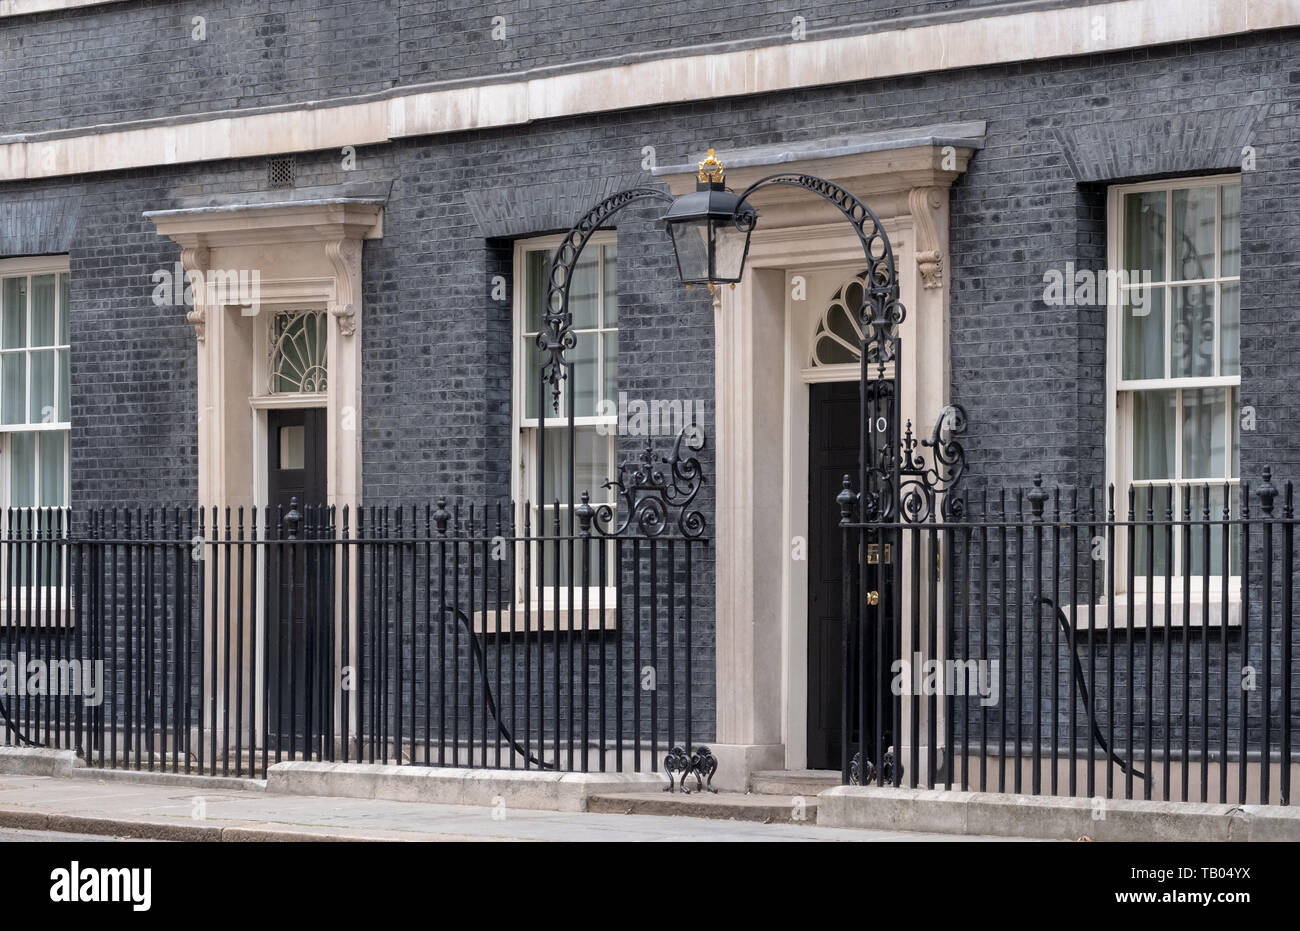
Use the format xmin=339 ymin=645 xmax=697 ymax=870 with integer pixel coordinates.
xmin=656 ymin=124 xmax=983 ymax=787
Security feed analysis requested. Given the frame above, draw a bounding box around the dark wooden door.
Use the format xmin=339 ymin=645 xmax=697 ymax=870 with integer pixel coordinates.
xmin=266 ymin=408 xmax=327 ymax=748
xmin=807 ymin=381 xmax=859 ymax=770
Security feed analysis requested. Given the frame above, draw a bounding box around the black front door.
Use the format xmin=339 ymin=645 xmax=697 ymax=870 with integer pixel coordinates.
xmin=807 ymin=381 xmax=860 ymax=770
xmin=266 ymin=408 xmax=327 ymax=749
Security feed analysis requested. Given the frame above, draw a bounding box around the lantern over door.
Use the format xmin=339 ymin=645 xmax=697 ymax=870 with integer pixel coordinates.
xmin=662 ymin=149 xmax=755 ymax=291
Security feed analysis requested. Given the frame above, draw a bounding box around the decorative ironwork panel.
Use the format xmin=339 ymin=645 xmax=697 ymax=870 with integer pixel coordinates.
xmin=270 ymin=310 xmax=328 ymax=394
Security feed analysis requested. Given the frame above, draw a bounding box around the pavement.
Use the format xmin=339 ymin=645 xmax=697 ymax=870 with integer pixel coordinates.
xmin=0 ymin=773 xmax=1019 ymax=842
xmin=0 ymin=827 xmax=147 ymax=842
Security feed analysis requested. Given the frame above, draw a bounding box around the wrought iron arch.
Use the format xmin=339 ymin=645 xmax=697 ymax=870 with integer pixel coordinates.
xmin=732 ymin=173 xmax=906 ymax=365
xmin=540 ymin=187 xmax=674 ymax=411
xmin=726 ymin=172 xmax=966 ymax=523
xmin=538 ymin=185 xmax=708 ymax=541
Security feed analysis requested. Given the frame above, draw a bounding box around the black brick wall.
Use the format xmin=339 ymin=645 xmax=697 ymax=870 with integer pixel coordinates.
xmin=2 ymin=10 xmax=1299 ymax=753
xmin=3 ymin=0 xmax=1061 ymax=134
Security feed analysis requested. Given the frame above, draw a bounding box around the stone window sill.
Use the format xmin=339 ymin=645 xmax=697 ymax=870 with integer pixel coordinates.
xmin=1063 ymin=593 xmax=1241 ymax=630
xmin=472 ymin=592 xmax=618 ymax=633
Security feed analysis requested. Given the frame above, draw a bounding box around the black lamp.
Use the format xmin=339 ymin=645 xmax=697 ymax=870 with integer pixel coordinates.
xmin=662 ymin=149 xmax=755 ymax=292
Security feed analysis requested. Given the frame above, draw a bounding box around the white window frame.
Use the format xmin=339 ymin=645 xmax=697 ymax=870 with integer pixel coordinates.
xmin=1105 ymin=175 xmax=1241 ymax=597
xmin=510 ymin=233 xmax=618 ymax=619
xmin=0 ymin=255 xmax=72 ymax=619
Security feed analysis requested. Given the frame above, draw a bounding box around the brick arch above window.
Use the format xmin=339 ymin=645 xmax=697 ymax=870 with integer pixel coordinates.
xmin=1054 ymin=106 xmax=1265 ymax=184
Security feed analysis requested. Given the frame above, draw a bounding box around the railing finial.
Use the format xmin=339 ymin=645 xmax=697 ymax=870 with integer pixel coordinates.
xmin=576 ymin=490 xmax=595 ymax=536
xmin=1028 ymin=473 xmax=1049 ymax=520
xmin=285 ymin=497 xmax=301 ymax=539
xmin=1258 ymin=466 xmax=1278 ymax=516
xmin=837 ymin=474 xmax=857 ymax=525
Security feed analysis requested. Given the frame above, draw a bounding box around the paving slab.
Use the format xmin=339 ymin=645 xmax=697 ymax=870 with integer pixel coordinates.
xmin=588 ymin=790 xmax=818 ymax=823
xmin=0 ymin=773 xmax=1016 ymax=842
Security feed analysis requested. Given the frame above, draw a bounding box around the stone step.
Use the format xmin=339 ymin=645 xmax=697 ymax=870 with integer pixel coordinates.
xmin=748 ymin=769 xmax=841 ymax=796
xmin=587 ymin=791 xmax=818 ymax=824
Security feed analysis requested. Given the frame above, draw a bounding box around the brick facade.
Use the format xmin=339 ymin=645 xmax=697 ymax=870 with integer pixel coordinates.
xmin=1 ymin=0 xmax=1297 ymax=760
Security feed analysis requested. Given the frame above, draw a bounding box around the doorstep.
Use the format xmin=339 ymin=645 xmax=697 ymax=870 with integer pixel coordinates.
xmin=749 ymin=769 xmax=841 ymax=796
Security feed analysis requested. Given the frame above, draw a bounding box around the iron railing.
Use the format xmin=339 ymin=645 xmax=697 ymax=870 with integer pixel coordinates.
xmin=842 ymin=472 xmax=1300 ymax=805
xmin=0 ymin=503 xmax=709 ymax=779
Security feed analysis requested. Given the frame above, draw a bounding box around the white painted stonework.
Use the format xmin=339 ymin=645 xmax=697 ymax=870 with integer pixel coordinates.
xmin=0 ymin=0 xmax=122 ymax=15
xmin=146 ymin=199 xmax=381 ymax=747
xmin=657 ymin=136 xmax=973 ymax=783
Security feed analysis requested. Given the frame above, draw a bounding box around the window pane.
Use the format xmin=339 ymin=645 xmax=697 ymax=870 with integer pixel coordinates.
xmin=2 ymin=353 xmax=25 ymax=425
xmin=1181 ymin=387 xmax=1226 ymax=479
xmin=58 ymin=348 xmax=69 ymax=422
xmin=1132 ymin=484 xmax=1171 ymax=576
xmin=279 ymin=425 xmax=305 ymax=470
xmin=1220 ymin=184 xmax=1240 ymax=278
xmin=1230 ymin=386 xmax=1240 ymax=479
xmin=540 ymin=426 xmax=610 ymax=504
xmin=1187 ymin=484 xmax=1237 ymax=578
xmin=30 ymin=275 xmax=56 ymax=346
xmin=570 ymin=251 xmax=599 ymax=330
xmin=569 ymin=329 xmax=597 ymax=417
xmin=1123 ymin=191 xmax=1166 ymax=283
xmin=671 ymin=221 xmax=710 ymax=283
xmin=1132 ymin=390 xmax=1176 ymax=480
xmin=522 ymin=337 xmax=551 ymax=418
xmin=1122 ymin=287 xmax=1164 ymax=380
xmin=602 ymin=332 xmax=618 ymax=409
xmin=2 ymin=277 xmax=26 ymax=349
xmin=59 ymin=273 xmax=70 ymax=345
xmin=1219 ymin=282 xmax=1239 ymax=377
xmin=603 ymin=244 xmax=618 ymax=326
xmin=1171 ymin=186 xmax=1216 ymax=281
xmin=1170 ymin=284 xmax=1215 ymax=378
xmin=8 ymin=431 xmax=34 ymax=507
xmin=534 ymin=510 xmax=574 ymax=575
xmin=525 ymin=249 xmax=552 ymax=333
xmin=29 ymin=349 xmax=56 ymax=425
xmin=38 ymin=431 xmax=65 ymax=506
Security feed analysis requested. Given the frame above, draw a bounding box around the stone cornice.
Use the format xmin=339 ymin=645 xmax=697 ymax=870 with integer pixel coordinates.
xmin=147 ymin=199 xmax=383 ymax=341
xmin=1 ymin=0 xmax=1295 ymax=183
xmin=655 ymin=126 xmax=983 ymax=199
xmin=144 ymin=200 xmax=385 ymax=248
xmin=654 ymin=131 xmax=979 ymax=233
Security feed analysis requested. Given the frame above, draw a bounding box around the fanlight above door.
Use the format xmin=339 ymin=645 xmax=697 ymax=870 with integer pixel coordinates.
xmin=808 ymin=270 xmax=868 ymax=368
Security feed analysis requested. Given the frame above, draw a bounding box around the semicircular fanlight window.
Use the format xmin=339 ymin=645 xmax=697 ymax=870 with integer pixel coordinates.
xmin=271 ymin=311 xmax=328 ymax=394
xmin=809 ymin=270 xmax=867 ymax=367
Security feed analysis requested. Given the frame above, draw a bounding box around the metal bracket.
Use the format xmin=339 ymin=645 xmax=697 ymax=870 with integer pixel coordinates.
xmin=663 ymin=745 xmax=719 ymax=794
xmin=849 ymin=747 xmax=900 ymax=786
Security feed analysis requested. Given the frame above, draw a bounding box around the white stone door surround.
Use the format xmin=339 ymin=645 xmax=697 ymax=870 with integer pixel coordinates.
xmin=657 ymin=124 xmax=981 ymax=785
xmin=146 ymin=197 xmax=382 ymax=747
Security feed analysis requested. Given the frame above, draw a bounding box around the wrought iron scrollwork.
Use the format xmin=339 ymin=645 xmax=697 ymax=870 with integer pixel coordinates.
xmin=856 ymin=401 xmax=968 ymax=524
xmin=589 ymin=425 xmax=707 ymax=538
xmin=663 ymin=745 xmax=718 ymax=793
xmin=849 ymin=747 xmax=899 ymax=786
xmin=732 ymin=173 xmax=905 ymax=364
xmin=540 ymin=186 xmax=674 ymax=413
xmin=896 ymin=404 xmax=969 ymax=523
